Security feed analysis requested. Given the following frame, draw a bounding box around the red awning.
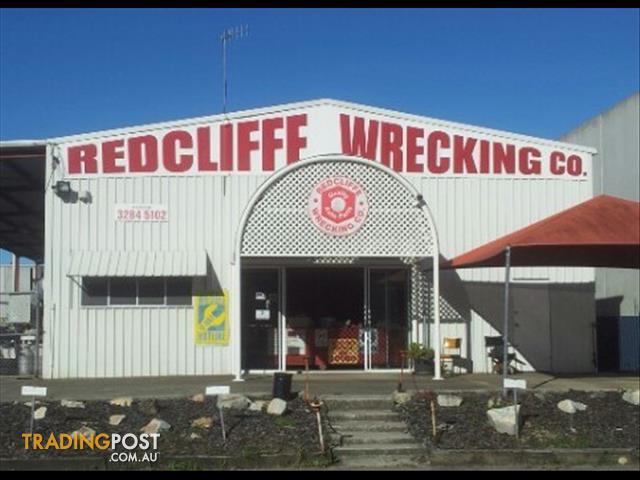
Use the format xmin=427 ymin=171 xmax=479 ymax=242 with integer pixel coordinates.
xmin=443 ymin=195 xmax=640 ymax=269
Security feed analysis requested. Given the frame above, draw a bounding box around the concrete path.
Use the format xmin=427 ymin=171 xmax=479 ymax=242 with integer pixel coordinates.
xmin=1 ymin=372 xmax=638 ymax=403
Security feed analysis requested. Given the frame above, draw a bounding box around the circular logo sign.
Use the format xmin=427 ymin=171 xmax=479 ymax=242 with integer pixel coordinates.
xmin=308 ymin=176 xmax=369 ymax=236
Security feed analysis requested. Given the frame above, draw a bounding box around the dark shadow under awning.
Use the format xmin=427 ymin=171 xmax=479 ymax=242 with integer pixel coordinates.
xmin=0 ymin=141 xmax=47 ymax=263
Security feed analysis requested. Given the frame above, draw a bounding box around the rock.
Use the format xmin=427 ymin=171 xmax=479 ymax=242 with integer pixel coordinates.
xmin=249 ymin=400 xmax=266 ymax=412
xmin=534 ymin=392 xmax=546 ymax=402
xmin=61 ymin=399 xmax=85 ymax=409
xmin=138 ymin=399 xmax=158 ymax=416
xmin=110 ymin=397 xmax=133 ymax=407
xmin=109 ymin=414 xmax=126 ymax=426
xmin=72 ymin=426 xmax=96 ymax=439
xmin=622 ymin=390 xmax=639 ymax=406
xmin=189 ymin=433 xmax=201 ymax=440
xmin=392 ymin=390 xmax=412 ymax=405
xmin=217 ymin=394 xmax=250 ymax=410
xmin=589 ymin=391 xmax=606 ymax=400
xmin=487 ymin=405 xmax=521 ymax=436
xmin=33 ymin=406 xmax=47 ymax=420
xmin=140 ymin=418 xmax=171 ymax=434
xmin=618 ymin=456 xmax=629 ymax=465
xmin=557 ymin=399 xmax=587 ymax=414
xmin=191 ymin=393 xmax=205 ymax=403
xmin=23 ymin=401 xmax=41 ymax=408
xmin=267 ymin=398 xmax=287 ymax=416
xmin=191 ymin=416 xmax=214 ymax=429
xmin=437 ymin=394 xmax=463 ymax=407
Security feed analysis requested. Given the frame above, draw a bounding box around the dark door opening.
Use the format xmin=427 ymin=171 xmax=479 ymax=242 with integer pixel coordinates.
xmin=286 ymin=268 xmax=364 ymax=370
xmin=241 ymin=268 xmax=280 ymax=370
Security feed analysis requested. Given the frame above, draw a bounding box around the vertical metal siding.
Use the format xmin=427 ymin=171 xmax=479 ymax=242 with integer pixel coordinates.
xmin=619 ymin=316 xmax=640 ymax=372
xmin=44 ymin=154 xmax=595 ymax=378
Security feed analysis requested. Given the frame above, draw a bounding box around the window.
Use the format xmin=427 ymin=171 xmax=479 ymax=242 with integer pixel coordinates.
xmin=138 ymin=278 xmax=165 ymax=306
xmin=110 ymin=278 xmax=137 ymax=305
xmin=81 ymin=278 xmax=108 ymax=306
xmin=166 ymin=277 xmax=192 ymax=306
xmin=81 ymin=277 xmax=192 ymax=307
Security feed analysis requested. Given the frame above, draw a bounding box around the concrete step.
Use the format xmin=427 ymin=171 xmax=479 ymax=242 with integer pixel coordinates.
xmin=340 ymin=431 xmax=418 ymax=445
xmin=334 ymin=443 xmax=426 ymax=457
xmin=322 ymin=395 xmax=393 ymax=410
xmin=332 ymin=454 xmax=428 ymax=469
xmin=330 ymin=420 xmax=408 ymax=432
xmin=328 ymin=409 xmax=397 ymax=421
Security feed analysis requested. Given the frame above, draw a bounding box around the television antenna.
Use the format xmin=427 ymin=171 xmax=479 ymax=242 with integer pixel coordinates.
xmin=220 ymin=25 xmax=248 ymax=115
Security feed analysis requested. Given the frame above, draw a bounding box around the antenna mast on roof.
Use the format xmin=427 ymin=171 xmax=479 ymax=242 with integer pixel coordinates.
xmin=220 ymin=25 xmax=248 ymax=115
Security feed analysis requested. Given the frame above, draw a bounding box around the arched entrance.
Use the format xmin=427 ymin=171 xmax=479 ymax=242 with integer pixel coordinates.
xmin=231 ymin=155 xmax=442 ymax=379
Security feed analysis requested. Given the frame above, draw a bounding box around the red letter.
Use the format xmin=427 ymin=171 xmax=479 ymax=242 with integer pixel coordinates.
xmin=196 ymin=127 xmax=217 ymax=171
xmin=567 ymin=155 xmax=583 ymax=176
xmin=262 ymin=117 xmax=284 ymax=171
xmin=519 ymin=147 xmax=541 ymax=175
xmin=340 ymin=114 xmax=378 ymax=160
xmin=220 ymin=123 xmax=233 ymax=171
xmin=550 ymin=151 xmax=565 ymax=175
xmin=453 ymin=135 xmax=478 ymax=174
xmin=67 ymin=144 xmax=98 ymax=174
xmin=406 ymin=127 xmax=424 ymax=173
xmin=479 ymin=140 xmax=490 ymax=174
xmin=427 ymin=131 xmax=450 ymax=174
xmin=493 ymin=143 xmax=516 ymax=174
xmin=237 ymin=120 xmax=260 ymax=171
xmin=128 ymin=135 xmax=158 ymax=173
xmin=102 ymin=140 xmax=126 ymax=174
xmin=286 ymin=114 xmax=307 ymax=164
xmin=163 ymin=131 xmax=193 ymax=172
xmin=381 ymin=122 xmax=404 ymax=172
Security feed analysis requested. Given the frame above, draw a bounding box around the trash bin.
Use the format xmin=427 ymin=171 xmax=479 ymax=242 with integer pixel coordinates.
xmin=272 ymin=372 xmax=293 ymax=400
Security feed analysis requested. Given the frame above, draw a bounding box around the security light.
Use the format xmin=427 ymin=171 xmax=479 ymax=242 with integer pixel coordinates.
xmin=52 ymin=180 xmax=71 ymax=195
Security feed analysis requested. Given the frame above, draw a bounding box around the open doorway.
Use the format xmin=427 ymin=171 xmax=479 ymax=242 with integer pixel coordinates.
xmin=241 ymin=266 xmax=410 ymax=372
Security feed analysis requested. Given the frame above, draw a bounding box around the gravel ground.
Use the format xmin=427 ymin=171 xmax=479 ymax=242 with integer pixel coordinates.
xmin=0 ymin=396 xmax=323 ymax=461
xmin=395 ymin=390 xmax=640 ymax=450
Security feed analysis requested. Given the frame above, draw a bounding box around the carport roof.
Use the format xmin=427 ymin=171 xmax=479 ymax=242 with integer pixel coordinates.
xmin=0 ymin=141 xmax=47 ymax=263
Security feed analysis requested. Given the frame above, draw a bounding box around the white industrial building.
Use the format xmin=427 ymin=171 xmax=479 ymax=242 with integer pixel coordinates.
xmin=1 ymin=99 xmax=599 ymax=379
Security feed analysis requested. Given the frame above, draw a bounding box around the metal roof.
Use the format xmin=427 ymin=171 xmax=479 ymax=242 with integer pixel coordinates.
xmin=0 ymin=142 xmax=47 ymax=262
xmin=67 ymin=250 xmax=209 ymax=277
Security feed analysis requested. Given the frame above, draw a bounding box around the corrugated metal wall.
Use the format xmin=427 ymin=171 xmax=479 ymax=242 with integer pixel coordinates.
xmin=43 ymin=170 xmax=594 ymax=378
xmin=41 ymin=102 xmax=597 ymax=378
xmin=43 ymin=174 xmax=268 ymax=378
xmin=619 ymin=317 xmax=640 ymax=372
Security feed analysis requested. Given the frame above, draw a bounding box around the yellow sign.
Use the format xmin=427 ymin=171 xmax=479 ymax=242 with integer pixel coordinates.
xmin=194 ymin=291 xmax=229 ymax=345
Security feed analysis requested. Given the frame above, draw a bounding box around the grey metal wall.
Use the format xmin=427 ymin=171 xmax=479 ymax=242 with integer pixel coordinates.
xmin=561 ymin=92 xmax=640 ymax=320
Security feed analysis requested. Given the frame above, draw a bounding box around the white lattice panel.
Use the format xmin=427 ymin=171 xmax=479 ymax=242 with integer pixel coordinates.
xmin=241 ymin=160 xmax=436 ymax=257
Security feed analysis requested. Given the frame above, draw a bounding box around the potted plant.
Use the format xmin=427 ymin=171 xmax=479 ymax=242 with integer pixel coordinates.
xmin=406 ymin=342 xmax=435 ymax=375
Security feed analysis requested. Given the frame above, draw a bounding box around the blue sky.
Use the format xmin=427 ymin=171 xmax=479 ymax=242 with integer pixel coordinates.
xmin=1 ymin=8 xmax=639 ymax=263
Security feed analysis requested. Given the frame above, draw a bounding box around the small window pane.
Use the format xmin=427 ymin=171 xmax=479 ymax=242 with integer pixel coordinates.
xmin=110 ymin=278 xmax=137 ymax=305
xmin=138 ymin=278 xmax=165 ymax=305
xmin=166 ymin=277 xmax=192 ymax=306
xmin=82 ymin=277 xmax=108 ymax=306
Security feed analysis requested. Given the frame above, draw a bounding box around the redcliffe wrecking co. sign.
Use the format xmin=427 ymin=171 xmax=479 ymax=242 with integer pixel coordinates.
xmin=62 ymin=112 xmax=589 ymax=178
